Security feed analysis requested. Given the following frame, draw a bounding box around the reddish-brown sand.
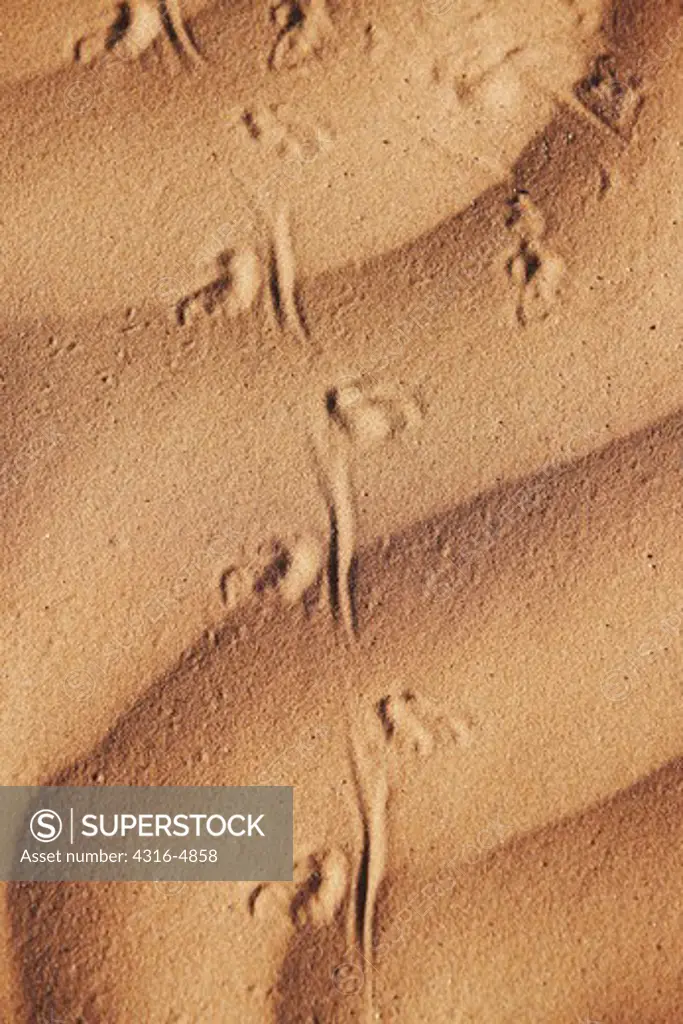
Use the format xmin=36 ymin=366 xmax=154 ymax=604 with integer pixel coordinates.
xmin=2 ymin=0 xmax=682 ymax=1020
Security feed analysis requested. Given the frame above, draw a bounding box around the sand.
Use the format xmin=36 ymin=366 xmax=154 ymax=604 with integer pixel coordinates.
xmin=2 ymin=0 xmax=683 ymax=1020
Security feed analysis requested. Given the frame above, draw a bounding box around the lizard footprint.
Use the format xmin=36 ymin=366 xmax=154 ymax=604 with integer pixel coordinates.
xmin=269 ymin=0 xmax=334 ymax=71
xmin=575 ymin=54 xmax=644 ymax=140
xmin=74 ymin=0 xmax=202 ymax=67
xmin=175 ymin=248 xmax=262 ymax=326
xmin=219 ymin=533 xmax=324 ymax=612
xmin=326 ymin=379 xmax=422 ymax=452
xmin=505 ymin=191 xmax=565 ymax=326
xmin=376 ymin=689 xmax=473 ymax=759
xmin=73 ymin=1 xmax=163 ymax=65
xmin=249 ymin=848 xmax=349 ymax=930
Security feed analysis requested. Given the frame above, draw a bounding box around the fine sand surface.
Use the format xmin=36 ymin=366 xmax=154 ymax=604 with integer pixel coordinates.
xmin=3 ymin=1 xmax=682 ymax=789
xmin=0 ymin=0 xmax=608 ymax=321
xmin=2 ymin=0 xmax=683 ymax=1019
xmin=8 ymin=409 xmax=683 ymax=1021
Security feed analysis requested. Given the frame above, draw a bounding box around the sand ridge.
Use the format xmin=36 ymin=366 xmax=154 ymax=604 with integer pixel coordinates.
xmin=3 ymin=13 xmax=681 ymax=788
xmin=0 ymin=0 xmax=610 ymax=321
xmin=2 ymin=0 xmax=682 ymax=1019
xmin=9 ymin=404 xmax=683 ymax=1021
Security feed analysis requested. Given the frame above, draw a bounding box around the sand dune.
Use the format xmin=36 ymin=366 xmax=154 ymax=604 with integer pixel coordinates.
xmin=373 ymin=754 xmax=683 ymax=1022
xmin=0 ymin=0 xmax=608 ymax=320
xmin=2 ymin=0 xmax=682 ymax=1020
xmin=8 ymin=406 xmax=683 ymax=1021
xmin=3 ymin=29 xmax=681 ymax=787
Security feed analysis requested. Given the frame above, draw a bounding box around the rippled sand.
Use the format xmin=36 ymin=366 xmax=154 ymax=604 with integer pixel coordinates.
xmin=2 ymin=0 xmax=682 ymax=1020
